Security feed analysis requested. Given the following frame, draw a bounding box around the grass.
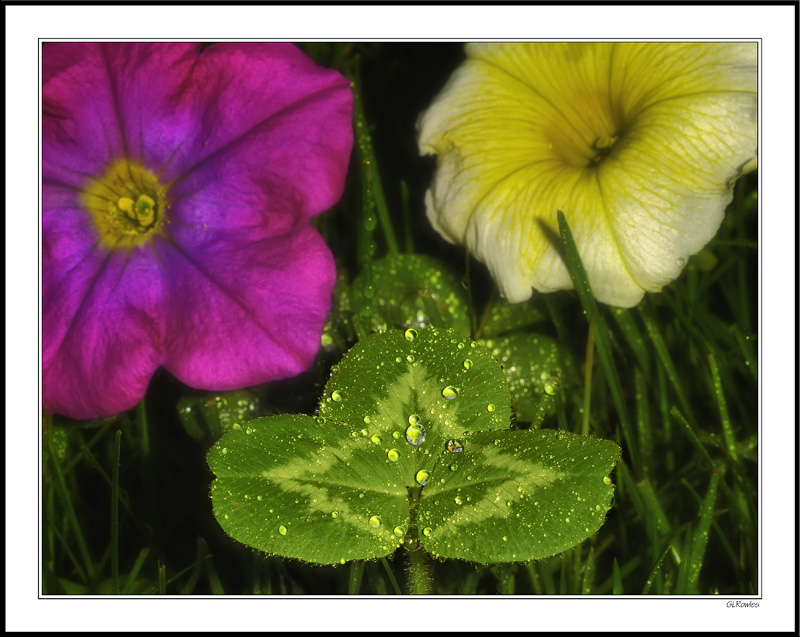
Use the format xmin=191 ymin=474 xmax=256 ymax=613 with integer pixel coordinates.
xmin=41 ymin=43 xmax=758 ymax=596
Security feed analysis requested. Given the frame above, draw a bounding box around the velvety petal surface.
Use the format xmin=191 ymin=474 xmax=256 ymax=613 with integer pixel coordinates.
xmin=43 ymin=243 xmax=166 ymax=419
xmin=418 ymin=43 xmax=757 ymax=307
xmin=42 ymin=43 xmax=353 ymax=418
xmin=154 ymin=223 xmax=336 ymax=389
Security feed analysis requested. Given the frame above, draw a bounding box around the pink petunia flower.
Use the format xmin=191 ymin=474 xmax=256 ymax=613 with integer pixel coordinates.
xmin=43 ymin=43 xmax=353 ymax=419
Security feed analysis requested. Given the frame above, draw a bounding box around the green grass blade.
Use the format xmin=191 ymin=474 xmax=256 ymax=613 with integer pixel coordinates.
xmin=111 ymin=430 xmax=122 ymax=594
xmin=205 ymin=558 xmax=225 ymax=594
xmin=608 ymin=308 xmax=651 ymax=373
xmin=121 ymin=548 xmax=151 ymax=595
xmin=353 ymin=63 xmax=399 ymax=258
xmin=581 ymin=545 xmax=596 ymax=594
xmin=556 ymin=211 xmax=639 ymax=472
xmin=581 ymin=321 xmax=595 ymax=436
xmin=45 ymin=517 xmax=88 ymax=585
xmin=637 ymin=478 xmax=672 ymax=537
xmin=612 ymin=558 xmax=624 ymax=594
xmin=46 ymin=432 xmax=95 ymax=585
xmin=639 ymin=302 xmax=695 ymax=426
xmin=686 ymin=468 xmax=724 ymax=593
xmin=348 ymin=561 xmax=364 ymax=594
xmin=642 ymin=545 xmax=672 ymax=594
xmin=157 ymin=560 xmax=167 ymax=595
xmin=400 ymin=179 xmax=414 ymax=254
xmin=708 ymin=354 xmax=740 ymax=464
xmin=379 ymin=556 xmax=402 ymax=595
xmin=633 ymin=369 xmax=654 ymax=470
xmin=670 ymin=407 xmax=715 ymax=469
xmin=526 ymin=562 xmax=544 ymax=595
xmin=732 ymin=325 xmax=758 ymax=382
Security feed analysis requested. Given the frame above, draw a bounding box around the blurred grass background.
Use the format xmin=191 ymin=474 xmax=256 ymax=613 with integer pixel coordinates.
xmin=42 ymin=42 xmax=758 ymax=596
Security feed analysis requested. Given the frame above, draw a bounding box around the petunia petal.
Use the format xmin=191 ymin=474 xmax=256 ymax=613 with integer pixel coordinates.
xmin=166 ymin=70 xmax=353 ymax=232
xmin=98 ymin=42 xmax=353 ymax=189
xmin=155 ymin=223 xmax=336 ymax=389
xmin=42 ymin=246 xmax=166 ymax=419
xmin=42 ymin=43 xmax=126 ymax=188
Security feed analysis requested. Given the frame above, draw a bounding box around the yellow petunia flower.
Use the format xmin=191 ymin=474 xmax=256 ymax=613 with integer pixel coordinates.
xmin=418 ymin=42 xmax=757 ymax=307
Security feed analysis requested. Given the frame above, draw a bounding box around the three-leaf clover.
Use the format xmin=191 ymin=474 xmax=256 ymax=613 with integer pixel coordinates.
xmin=207 ymin=327 xmax=620 ymax=565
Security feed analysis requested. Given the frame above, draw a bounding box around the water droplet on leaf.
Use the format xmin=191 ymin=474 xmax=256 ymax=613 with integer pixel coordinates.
xmin=405 ymin=422 xmax=426 ymax=446
xmin=442 ymin=386 xmax=458 ymax=400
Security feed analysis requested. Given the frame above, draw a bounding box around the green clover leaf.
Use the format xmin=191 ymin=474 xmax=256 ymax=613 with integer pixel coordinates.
xmin=208 ymin=327 xmax=619 ymax=565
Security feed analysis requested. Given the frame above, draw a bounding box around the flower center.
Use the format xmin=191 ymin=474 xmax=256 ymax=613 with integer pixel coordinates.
xmin=82 ymin=160 xmax=168 ymax=249
xmin=545 ymin=87 xmax=623 ymax=169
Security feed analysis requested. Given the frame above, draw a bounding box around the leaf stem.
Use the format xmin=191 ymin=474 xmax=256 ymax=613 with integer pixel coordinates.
xmin=405 ymin=545 xmax=432 ymax=595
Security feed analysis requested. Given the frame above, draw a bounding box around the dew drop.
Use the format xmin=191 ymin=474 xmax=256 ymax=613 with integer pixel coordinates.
xmin=442 ymin=386 xmax=458 ymax=400
xmin=393 ymin=526 xmax=406 ymax=537
xmin=487 ymin=403 xmax=496 ymax=412
xmin=415 ymin=469 xmax=431 ymax=486
xmin=446 ymin=439 xmax=464 ymax=453
xmin=449 ymin=463 xmax=458 ymax=471
xmin=462 ymin=359 xmax=473 ymax=370
xmin=278 ymin=525 xmax=288 ymax=536
xmin=406 ymin=354 xmax=415 ymax=363
xmin=315 ymin=416 xmax=326 ymax=425
xmin=457 ymin=342 xmax=465 ymax=350
xmin=405 ymin=423 xmax=426 ymax=446
xmin=368 ymin=515 xmax=382 ymax=528
xmin=371 ymin=434 xmax=382 ymax=445
xmin=544 ymin=377 xmax=559 ymax=396
xmin=392 ymin=431 xmax=401 ymax=440
xmin=408 ymin=414 xmax=420 ymax=425
xmin=422 ymin=527 xmax=433 ymax=537
xmin=454 ymin=496 xmax=463 ymax=505
xmin=387 ymin=448 xmax=400 ymax=462
xmin=331 ymin=390 xmax=343 ymax=402
xmin=363 ymin=416 xmax=371 ymax=424
xmin=404 ymin=328 xmax=418 ymax=342
xmin=603 ymin=476 xmax=612 ymax=486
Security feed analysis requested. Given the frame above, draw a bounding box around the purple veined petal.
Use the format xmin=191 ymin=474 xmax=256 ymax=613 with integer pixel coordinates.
xmin=165 ymin=80 xmax=354 ymax=237
xmin=155 ymin=222 xmax=336 ymax=390
xmin=99 ymin=42 xmax=353 ymax=187
xmin=42 ymin=245 xmax=166 ymax=420
xmin=42 ymin=43 xmax=127 ymax=189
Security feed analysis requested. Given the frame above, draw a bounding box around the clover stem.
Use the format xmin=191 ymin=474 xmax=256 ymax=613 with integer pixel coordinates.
xmin=405 ymin=486 xmax=433 ymax=594
xmin=406 ymin=543 xmax=432 ymax=595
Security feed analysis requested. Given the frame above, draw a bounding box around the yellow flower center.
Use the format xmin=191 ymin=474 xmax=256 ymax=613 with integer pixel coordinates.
xmin=82 ymin=160 xmax=169 ymax=249
xmin=545 ymin=88 xmax=623 ymax=169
